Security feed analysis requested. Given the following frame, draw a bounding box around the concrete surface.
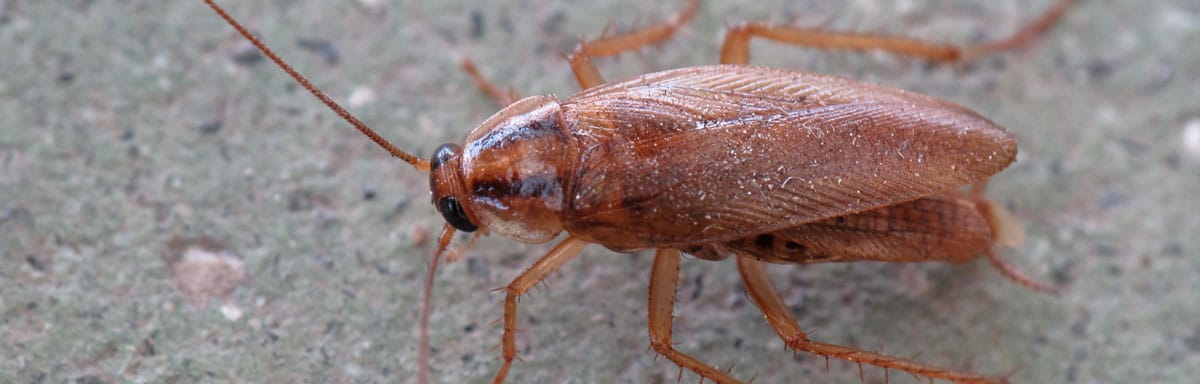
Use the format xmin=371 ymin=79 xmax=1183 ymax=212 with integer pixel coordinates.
xmin=2 ymin=0 xmax=1198 ymax=383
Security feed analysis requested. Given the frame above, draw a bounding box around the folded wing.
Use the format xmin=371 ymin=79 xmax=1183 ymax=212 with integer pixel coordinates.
xmin=560 ymin=65 xmax=1015 ymax=249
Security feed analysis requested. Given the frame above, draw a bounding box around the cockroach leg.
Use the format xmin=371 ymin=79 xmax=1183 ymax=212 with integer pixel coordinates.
xmin=967 ymin=182 xmax=1058 ymax=294
xmin=566 ymin=0 xmax=699 ymax=89
xmin=964 ymin=0 xmax=1073 ymax=59
xmin=459 ymin=58 xmax=519 ymax=106
xmin=493 ymin=236 xmax=589 ymax=384
xmin=735 ymin=256 xmax=1007 ymax=384
xmin=720 ymin=0 xmax=1072 ymax=65
xmin=984 ymin=248 xmax=1059 ymax=294
xmin=648 ymin=248 xmax=741 ymax=384
xmin=444 ymin=230 xmax=483 ymax=263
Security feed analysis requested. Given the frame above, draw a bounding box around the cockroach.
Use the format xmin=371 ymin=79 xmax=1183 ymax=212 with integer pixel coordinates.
xmin=203 ymin=0 xmax=1070 ymax=383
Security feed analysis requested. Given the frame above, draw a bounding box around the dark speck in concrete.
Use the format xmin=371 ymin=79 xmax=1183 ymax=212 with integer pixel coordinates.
xmin=229 ymin=39 xmax=264 ymax=65
xmin=1184 ymin=325 xmax=1200 ymax=352
xmin=196 ymin=120 xmax=222 ymax=135
xmin=469 ymin=9 xmax=484 ymax=39
xmin=296 ymin=38 xmax=340 ymax=64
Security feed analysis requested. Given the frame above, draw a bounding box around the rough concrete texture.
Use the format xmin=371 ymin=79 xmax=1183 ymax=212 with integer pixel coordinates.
xmin=2 ymin=1 xmax=1198 ymax=383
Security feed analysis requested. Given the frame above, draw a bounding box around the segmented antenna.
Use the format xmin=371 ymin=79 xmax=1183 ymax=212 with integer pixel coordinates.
xmin=203 ymin=0 xmax=431 ymax=172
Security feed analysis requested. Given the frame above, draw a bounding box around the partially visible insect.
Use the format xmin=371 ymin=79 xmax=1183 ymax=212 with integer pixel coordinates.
xmin=203 ymin=0 xmax=1070 ymax=383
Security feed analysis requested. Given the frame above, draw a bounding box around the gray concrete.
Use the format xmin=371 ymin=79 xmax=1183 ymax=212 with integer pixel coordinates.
xmin=2 ymin=1 xmax=1197 ymax=383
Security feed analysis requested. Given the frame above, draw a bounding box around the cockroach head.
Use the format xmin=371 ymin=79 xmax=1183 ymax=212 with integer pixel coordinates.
xmin=430 ymin=143 xmax=478 ymax=232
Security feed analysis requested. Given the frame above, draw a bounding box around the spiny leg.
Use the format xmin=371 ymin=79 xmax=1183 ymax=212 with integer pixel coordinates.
xmin=492 ymin=236 xmax=589 ymax=384
xmin=648 ymin=248 xmax=741 ymax=384
xmin=735 ymin=255 xmax=1010 ymax=384
xmin=567 ymin=0 xmax=699 ymax=89
xmin=459 ymin=59 xmax=519 ymax=106
xmin=720 ymin=0 xmax=1072 ymax=64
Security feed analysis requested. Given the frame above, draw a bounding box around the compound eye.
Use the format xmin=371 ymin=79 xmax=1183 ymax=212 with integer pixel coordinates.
xmin=436 ymin=197 xmax=478 ymax=232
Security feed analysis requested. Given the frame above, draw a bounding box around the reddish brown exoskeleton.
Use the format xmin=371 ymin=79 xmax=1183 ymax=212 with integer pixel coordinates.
xmin=203 ymin=0 xmax=1070 ymax=383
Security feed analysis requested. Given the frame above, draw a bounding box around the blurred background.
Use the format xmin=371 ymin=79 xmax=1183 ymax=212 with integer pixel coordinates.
xmin=2 ymin=0 xmax=1197 ymax=382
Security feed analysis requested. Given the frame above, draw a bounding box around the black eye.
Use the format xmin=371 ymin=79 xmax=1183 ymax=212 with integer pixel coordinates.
xmin=437 ymin=197 xmax=477 ymax=232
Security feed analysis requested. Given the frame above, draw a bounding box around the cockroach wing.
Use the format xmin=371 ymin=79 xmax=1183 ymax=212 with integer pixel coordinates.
xmin=559 ymin=65 xmax=1015 ymax=250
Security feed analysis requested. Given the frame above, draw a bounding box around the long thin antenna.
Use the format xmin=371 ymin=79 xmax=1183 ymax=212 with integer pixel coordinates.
xmin=204 ymin=0 xmax=431 ymax=172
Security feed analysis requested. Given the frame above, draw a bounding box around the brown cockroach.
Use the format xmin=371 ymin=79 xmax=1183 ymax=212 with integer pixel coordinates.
xmin=203 ymin=0 xmax=1070 ymax=383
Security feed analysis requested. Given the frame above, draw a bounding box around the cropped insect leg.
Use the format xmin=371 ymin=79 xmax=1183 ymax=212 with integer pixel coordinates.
xmin=492 ymin=236 xmax=589 ymax=384
xmin=648 ymin=248 xmax=741 ymax=384
xmin=720 ymin=0 xmax=1072 ymax=64
xmin=567 ymin=0 xmax=699 ymax=89
xmin=735 ymin=255 xmax=1009 ymax=384
xmin=459 ymin=59 xmax=519 ymax=106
